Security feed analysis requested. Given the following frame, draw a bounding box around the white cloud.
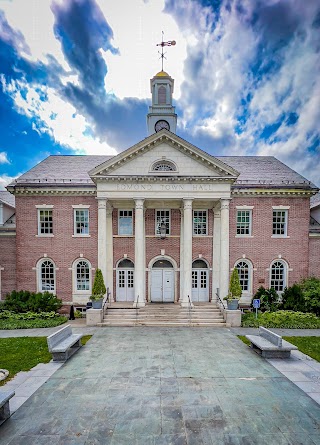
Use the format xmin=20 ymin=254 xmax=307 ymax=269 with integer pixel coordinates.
xmin=1 ymin=76 xmax=117 ymax=156
xmin=0 ymin=152 xmax=10 ymax=164
xmin=0 ymin=173 xmax=19 ymax=190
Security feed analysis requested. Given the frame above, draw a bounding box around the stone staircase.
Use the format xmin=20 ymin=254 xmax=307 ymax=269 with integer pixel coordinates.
xmin=97 ymin=302 xmax=226 ymax=327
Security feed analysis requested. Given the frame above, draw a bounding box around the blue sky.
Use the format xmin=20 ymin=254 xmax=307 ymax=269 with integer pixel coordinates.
xmin=0 ymin=0 xmax=319 ymax=188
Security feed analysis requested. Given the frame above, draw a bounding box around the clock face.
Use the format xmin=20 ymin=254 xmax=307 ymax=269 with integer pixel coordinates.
xmin=155 ymin=120 xmax=170 ymax=132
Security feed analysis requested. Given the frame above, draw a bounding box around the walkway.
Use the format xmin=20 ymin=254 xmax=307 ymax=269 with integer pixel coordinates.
xmin=1 ymin=328 xmax=320 ymax=444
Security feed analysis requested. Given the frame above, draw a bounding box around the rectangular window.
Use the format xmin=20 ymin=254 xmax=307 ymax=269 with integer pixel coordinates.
xmin=119 ymin=210 xmax=133 ymax=235
xmin=156 ymin=210 xmax=170 ymax=235
xmin=193 ymin=210 xmax=207 ymax=235
xmin=74 ymin=209 xmax=89 ymax=235
xmin=236 ymin=210 xmax=251 ymax=236
xmin=38 ymin=209 xmax=53 ymax=235
xmin=272 ymin=210 xmax=288 ymax=236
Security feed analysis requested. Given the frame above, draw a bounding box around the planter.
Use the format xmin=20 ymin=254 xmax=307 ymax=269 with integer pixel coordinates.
xmin=91 ymin=299 xmax=103 ymax=309
xmin=227 ymin=299 xmax=239 ymax=310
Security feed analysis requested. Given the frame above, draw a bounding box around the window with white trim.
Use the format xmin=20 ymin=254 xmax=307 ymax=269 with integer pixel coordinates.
xmin=119 ymin=210 xmax=133 ymax=235
xmin=272 ymin=210 xmax=288 ymax=236
xmin=236 ymin=210 xmax=252 ymax=236
xmin=38 ymin=209 xmax=53 ymax=235
xmin=270 ymin=260 xmax=286 ymax=292
xmin=76 ymin=260 xmax=90 ymax=291
xmin=193 ymin=210 xmax=207 ymax=235
xmin=74 ymin=209 xmax=89 ymax=235
xmin=152 ymin=160 xmax=176 ymax=171
xmin=235 ymin=261 xmax=250 ymax=293
xmin=156 ymin=210 xmax=170 ymax=235
xmin=38 ymin=259 xmax=55 ymax=292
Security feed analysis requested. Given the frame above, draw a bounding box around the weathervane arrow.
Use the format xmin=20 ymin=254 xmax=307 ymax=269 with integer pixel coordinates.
xmin=156 ymin=32 xmax=176 ymax=71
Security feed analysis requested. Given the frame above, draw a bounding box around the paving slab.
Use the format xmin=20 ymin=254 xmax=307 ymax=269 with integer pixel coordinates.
xmin=1 ymin=327 xmax=320 ymax=445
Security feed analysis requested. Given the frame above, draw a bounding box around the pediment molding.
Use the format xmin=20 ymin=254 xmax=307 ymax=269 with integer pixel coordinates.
xmin=89 ymin=130 xmax=239 ymax=180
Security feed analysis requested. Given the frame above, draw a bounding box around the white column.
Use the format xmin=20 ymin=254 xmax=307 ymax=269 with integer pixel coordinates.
xmin=106 ymin=204 xmax=114 ymax=301
xmin=181 ymin=198 xmax=193 ymax=307
xmin=97 ymin=198 xmax=107 ymax=293
xmin=179 ymin=207 xmax=184 ymax=302
xmin=134 ymin=198 xmax=146 ymax=307
xmin=220 ymin=199 xmax=230 ymax=302
xmin=212 ymin=204 xmax=221 ymax=302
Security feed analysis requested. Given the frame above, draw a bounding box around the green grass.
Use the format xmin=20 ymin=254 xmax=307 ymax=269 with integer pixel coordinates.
xmin=283 ymin=336 xmax=320 ymax=362
xmin=0 ymin=316 xmax=67 ymax=330
xmin=0 ymin=335 xmax=92 ymax=386
xmin=242 ymin=310 xmax=320 ymax=328
xmin=238 ymin=335 xmax=320 ymax=363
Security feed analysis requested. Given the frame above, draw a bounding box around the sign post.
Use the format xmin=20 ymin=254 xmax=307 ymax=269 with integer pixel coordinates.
xmin=253 ymin=299 xmax=260 ymax=319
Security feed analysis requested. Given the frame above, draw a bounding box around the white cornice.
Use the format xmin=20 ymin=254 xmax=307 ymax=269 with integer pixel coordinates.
xmin=9 ymin=188 xmax=96 ymax=196
xmin=95 ymin=175 xmax=235 ymax=183
xmin=232 ymin=188 xmax=315 ymax=197
xmin=89 ymin=131 xmax=239 ymax=179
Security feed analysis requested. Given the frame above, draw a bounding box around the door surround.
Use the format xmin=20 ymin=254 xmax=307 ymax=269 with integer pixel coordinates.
xmin=148 ymin=255 xmax=178 ymax=303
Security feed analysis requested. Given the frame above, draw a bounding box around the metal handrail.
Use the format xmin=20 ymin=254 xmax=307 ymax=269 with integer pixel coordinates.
xmin=102 ymin=287 xmax=111 ymax=313
xmin=187 ymin=295 xmax=192 ymax=326
xmin=135 ymin=295 xmax=139 ymax=326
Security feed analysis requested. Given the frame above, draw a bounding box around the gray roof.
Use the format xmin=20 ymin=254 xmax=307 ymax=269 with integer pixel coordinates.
xmin=311 ymin=192 xmax=320 ymax=208
xmin=216 ymin=156 xmax=318 ymax=189
xmin=0 ymin=191 xmax=15 ymax=207
xmin=8 ymin=154 xmax=318 ymax=191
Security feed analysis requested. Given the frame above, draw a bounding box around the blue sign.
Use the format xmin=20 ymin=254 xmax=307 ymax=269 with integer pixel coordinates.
xmin=253 ymin=299 xmax=260 ymax=309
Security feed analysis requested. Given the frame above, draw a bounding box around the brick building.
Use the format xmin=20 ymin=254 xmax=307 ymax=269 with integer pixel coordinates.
xmin=1 ymin=71 xmax=319 ymax=308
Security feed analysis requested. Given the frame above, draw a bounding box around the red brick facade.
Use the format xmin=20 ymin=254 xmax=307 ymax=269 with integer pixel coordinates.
xmin=0 ymin=236 xmax=16 ymax=299
xmin=0 ymin=193 xmax=318 ymax=304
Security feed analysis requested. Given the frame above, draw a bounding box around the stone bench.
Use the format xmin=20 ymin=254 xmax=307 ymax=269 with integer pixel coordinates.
xmin=47 ymin=325 xmax=83 ymax=362
xmin=0 ymin=390 xmax=15 ymax=425
xmin=246 ymin=326 xmax=298 ymax=358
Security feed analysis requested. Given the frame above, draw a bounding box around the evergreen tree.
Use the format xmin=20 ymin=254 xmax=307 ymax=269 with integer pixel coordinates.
xmin=91 ymin=268 xmax=106 ymax=300
xmin=229 ymin=268 xmax=242 ymax=299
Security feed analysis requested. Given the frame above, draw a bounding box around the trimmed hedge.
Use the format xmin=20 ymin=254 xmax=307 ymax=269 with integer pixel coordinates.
xmin=0 ymin=311 xmax=67 ymax=329
xmin=0 ymin=290 xmax=62 ymax=313
xmin=242 ymin=310 xmax=320 ymax=329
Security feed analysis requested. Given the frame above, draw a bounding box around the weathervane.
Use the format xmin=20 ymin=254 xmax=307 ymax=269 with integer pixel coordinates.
xmin=156 ymin=31 xmax=176 ymax=71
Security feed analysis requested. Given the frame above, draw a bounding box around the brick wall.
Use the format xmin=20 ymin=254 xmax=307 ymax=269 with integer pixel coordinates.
xmin=309 ymin=237 xmax=320 ymax=277
xmin=0 ymin=235 xmax=16 ymax=299
xmin=230 ymin=196 xmax=310 ymax=295
xmin=15 ymin=195 xmax=98 ymax=304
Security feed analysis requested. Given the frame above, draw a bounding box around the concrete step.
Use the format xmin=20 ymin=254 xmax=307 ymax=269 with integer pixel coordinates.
xmin=98 ymin=321 xmax=226 ymax=327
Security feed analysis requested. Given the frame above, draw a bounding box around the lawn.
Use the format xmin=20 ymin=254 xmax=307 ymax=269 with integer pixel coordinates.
xmin=238 ymin=335 xmax=320 ymax=362
xmin=0 ymin=335 xmax=92 ymax=386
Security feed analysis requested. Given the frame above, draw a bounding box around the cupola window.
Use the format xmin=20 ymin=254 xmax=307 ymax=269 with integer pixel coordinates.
xmin=158 ymin=86 xmax=166 ymax=104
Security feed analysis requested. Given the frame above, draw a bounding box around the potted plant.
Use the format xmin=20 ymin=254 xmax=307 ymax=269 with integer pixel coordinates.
xmin=224 ymin=268 xmax=242 ymax=310
xmin=90 ymin=268 xmax=106 ymax=309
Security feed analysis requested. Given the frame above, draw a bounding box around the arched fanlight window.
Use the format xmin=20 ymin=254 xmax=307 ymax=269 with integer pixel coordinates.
xmin=118 ymin=259 xmax=134 ymax=268
xmin=37 ymin=259 xmax=55 ymax=292
xmin=270 ymin=260 xmax=287 ymax=292
xmin=153 ymin=260 xmax=173 ymax=268
xmin=192 ymin=260 xmax=208 ymax=269
xmin=152 ymin=160 xmax=176 ymax=172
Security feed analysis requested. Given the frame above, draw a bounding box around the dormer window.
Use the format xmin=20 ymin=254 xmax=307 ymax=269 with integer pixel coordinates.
xmin=152 ymin=160 xmax=177 ymax=172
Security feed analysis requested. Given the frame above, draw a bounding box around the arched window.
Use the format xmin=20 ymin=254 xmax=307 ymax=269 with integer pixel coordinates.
xmin=152 ymin=160 xmax=176 ymax=172
xmin=270 ymin=260 xmax=287 ymax=292
xmin=153 ymin=260 xmax=173 ymax=268
xmin=73 ymin=259 xmax=92 ymax=294
xmin=37 ymin=259 xmax=56 ymax=292
xmin=158 ymin=86 xmax=166 ymax=104
xmin=117 ymin=259 xmax=134 ymax=268
xmin=235 ymin=259 xmax=253 ymax=295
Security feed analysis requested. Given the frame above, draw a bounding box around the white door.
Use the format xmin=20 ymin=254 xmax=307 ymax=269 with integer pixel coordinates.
xmin=192 ymin=269 xmax=209 ymax=302
xmin=117 ymin=270 xmax=134 ymax=301
xmin=151 ymin=269 xmax=174 ymax=302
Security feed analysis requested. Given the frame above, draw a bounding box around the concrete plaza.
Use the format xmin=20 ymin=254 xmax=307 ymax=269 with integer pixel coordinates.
xmin=1 ymin=327 xmax=320 ymax=445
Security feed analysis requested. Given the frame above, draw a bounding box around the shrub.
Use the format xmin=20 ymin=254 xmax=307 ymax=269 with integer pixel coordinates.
xmin=90 ymin=269 xmax=106 ymax=301
xmin=242 ymin=310 xmax=320 ymax=329
xmin=300 ymin=277 xmax=320 ymax=316
xmin=253 ymin=286 xmax=280 ymax=312
xmin=0 ymin=311 xmax=67 ymax=329
xmin=228 ymin=268 xmax=242 ymax=299
xmin=2 ymin=290 xmax=62 ymax=313
xmin=281 ymin=284 xmax=306 ymax=312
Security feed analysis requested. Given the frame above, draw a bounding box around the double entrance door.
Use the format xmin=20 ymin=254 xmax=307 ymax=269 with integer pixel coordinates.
xmin=151 ymin=269 xmax=174 ymax=302
xmin=192 ymin=269 xmax=209 ymax=302
xmin=116 ymin=269 xmax=134 ymax=302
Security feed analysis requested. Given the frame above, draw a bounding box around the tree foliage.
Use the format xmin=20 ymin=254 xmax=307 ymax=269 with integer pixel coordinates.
xmin=228 ymin=268 xmax=242 ymax=299
xmin=1 ymin=290 xmax=62 ymax=313
xmin=91 ymin=268 xmax=106 ymax=300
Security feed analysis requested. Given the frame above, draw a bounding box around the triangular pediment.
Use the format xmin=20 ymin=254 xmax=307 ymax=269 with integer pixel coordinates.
xmin=89 ymin=130 xmax=239 ymax=180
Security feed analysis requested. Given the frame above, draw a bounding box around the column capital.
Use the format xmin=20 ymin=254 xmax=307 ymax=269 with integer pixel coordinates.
xmin=97 ymin=198 xmax=107 ymax=210
xmin=134 ymin=198 xmax=145 ymax=210
xmin=220 ymin=198 xmax=231 ymax=211
xmin=183 ymin=198 xmax=194 ymax=210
